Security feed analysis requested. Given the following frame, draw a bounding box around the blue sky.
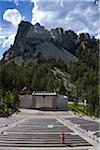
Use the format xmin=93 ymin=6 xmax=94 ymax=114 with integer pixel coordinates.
xmin=0 ymin=0 xmax=99 ymax=59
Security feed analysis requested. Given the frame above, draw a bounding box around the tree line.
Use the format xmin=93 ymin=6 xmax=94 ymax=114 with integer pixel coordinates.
xmin=69 ymin=37 xmax=99 ymax=117
xmin=0 ymin=59 xmax=66 ymax=116
xmin=0 ymin=37 xmax=99 ymax=117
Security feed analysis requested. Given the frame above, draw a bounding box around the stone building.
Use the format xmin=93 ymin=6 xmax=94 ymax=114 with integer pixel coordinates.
xmin=32 ymin=92 xmax=57 ymax=109
xmin=19 ymin=91 xmax=68 ymax=110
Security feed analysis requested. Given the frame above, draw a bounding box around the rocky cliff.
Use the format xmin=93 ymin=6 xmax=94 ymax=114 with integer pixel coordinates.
xmin=2 ymin=21 xmax=91 ymax=65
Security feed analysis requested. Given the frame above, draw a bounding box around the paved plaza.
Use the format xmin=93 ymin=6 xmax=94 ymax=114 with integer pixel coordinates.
xmin=0 ymin=109 xmax=99 ymax=150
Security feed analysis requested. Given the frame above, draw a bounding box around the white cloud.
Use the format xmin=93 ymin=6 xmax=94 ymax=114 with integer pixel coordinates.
xmin=31 ymin=0 xmax=100 ymax=38
xmin=0 ymin=35 xmax=5 ymax=46
xmin=2 ymin=34 xmax=15 ymax=49
xmin=95 ymin=34 xmax=100 ymax=39
xmin=3 ymin=9 xmax=23 ymax=26
xmin=77 ymin=27 xmax=90 ymax=35
xmin=65 ymin=14 xmax=73 ymax=22
xmin=0 ymin=26 xmax=16 ymax=49
xmin=0 ymin=27 xmax=17 ymax=59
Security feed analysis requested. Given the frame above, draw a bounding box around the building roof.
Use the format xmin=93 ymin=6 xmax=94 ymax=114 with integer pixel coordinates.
xmin=32 ymin=91 xmax=57 ymax=96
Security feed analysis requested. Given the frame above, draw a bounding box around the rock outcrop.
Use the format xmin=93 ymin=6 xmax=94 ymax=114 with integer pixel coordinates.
xmin=2 ymin=21 xmax=91 ymax=65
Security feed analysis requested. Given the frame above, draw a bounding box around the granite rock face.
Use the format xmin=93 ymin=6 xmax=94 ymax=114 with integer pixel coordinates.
xmin=2 ymin=21 xmax=90 ymax=65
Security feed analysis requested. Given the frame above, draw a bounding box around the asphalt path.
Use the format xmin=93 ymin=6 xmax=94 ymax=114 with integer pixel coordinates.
xmin=0 ymin=109 xmax=99 ymax=150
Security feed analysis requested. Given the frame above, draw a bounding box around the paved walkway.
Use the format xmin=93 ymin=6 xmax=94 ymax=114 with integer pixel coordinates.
xmin=0 ymin=109 xmax=99 ymax=150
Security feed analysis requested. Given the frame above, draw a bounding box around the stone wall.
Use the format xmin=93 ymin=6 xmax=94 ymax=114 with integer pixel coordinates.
xmin=19 ymin=95 xmax=32 ymax=108
xmin=19 ymin=94 xmax=68 ymax=110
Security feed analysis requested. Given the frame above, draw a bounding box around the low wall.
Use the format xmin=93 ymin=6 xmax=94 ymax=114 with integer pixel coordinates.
xmin=19 ymin=95 xmax=32 ymax=108
xmin=19 ymin=95 xmax=68 ymax=110
xmin=56 ymin=96 xmax=68 ymax=110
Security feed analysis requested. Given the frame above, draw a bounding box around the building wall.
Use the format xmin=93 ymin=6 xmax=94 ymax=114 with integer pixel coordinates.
xmin=56 ymin=96 xmax=68 ymax=110
xmin=19 ymin=95 xmax=32 ymax=108
xmin=19 ymin=94 xmax=68 ymax=110
xmin=32 ymin=95 xmax=57 ymax=109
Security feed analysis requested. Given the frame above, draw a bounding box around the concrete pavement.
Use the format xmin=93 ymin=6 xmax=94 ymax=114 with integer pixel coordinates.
xmin=0 ymin=109 xmax=99 ymax=150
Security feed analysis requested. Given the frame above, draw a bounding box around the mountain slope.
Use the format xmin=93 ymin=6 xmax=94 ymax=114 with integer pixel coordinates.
xmin=0 ymin=21 xmax=99 ymax=117
xmin=2 ymin=21 xmax=78 ymax=65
